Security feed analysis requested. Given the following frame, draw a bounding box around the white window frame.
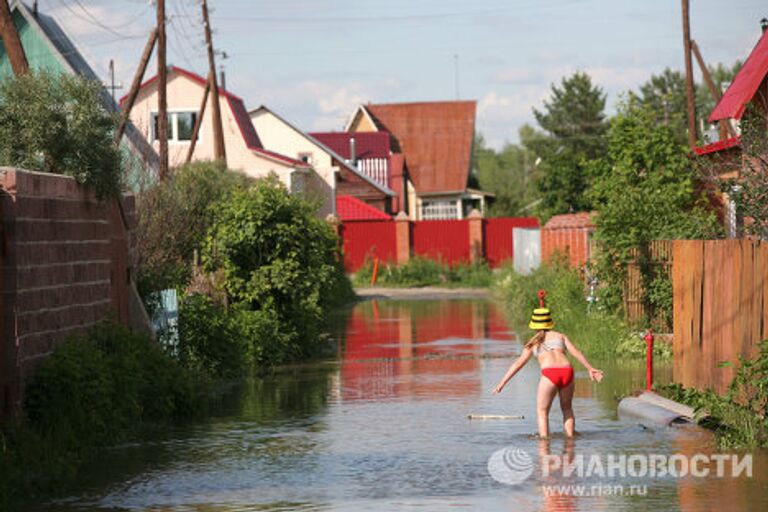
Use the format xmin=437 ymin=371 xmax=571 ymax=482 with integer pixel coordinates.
xmin=150 ymin=109 xmax=201 ymax=144
xmin=420 ymin=199 xmax=459 ymax=220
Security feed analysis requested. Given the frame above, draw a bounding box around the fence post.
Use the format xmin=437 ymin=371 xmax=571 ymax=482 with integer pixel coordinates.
xmin=467 ymin=209 xmax=484 ymax=262
xmin=395 ymin=211 xmax=410 ymax=264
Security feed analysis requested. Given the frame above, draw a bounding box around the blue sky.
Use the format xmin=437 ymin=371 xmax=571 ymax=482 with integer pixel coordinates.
xmin=45 ymin=0 xmax=768 ymax=148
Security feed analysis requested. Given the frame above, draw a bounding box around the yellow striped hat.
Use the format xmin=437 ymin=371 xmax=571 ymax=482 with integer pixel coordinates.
xmin=529 ymin=307 xmax=554 ymax=330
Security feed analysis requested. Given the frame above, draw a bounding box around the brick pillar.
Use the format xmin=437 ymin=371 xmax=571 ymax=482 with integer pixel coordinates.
xmin=395 ymin=211 xmax=410 ymax=264
xmin=467 ymin=209 xmax=484 ymax=262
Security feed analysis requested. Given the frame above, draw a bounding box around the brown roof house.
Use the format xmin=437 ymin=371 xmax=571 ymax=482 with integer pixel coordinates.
xmin=344 ymin=101 xmax=491 ymax=220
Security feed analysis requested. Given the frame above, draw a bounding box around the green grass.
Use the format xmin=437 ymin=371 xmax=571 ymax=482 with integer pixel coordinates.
xmin=493 ymin=258 xmax=671 ymax=359
xmin=353 ymin=257 xmax=493 ymax=288
xmin=657 ymin=340 xmax=768 ymax=448
xmin=0 ymin=323 xmax=212 ymax=510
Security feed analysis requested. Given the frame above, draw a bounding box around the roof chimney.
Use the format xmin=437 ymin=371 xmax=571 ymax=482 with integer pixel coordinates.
xmin=349 ymin=137 xmax=357 ymax=166
xmin=33 ymin=1 xmax=38 ymax=16
xmin=762 ymin=17 xmax=768 ymax=33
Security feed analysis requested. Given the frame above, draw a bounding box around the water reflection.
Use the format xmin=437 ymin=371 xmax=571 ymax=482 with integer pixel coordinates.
xmin=34 ymin=298 xmax=766 ymax=512
xmin=335 ymin=300 xmax=513 ymax=400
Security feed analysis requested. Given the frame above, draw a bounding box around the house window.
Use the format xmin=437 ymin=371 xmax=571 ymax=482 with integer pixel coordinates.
xmin=152 ymin=111 xmax=198 ymax=142
xmin=421 ymin=200 xmax=459 ymax=220
xmin=298 ymin=152 xmax=313 ymax=165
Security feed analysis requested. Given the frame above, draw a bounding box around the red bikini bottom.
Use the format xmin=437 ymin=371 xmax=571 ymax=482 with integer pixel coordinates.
xmin=541 ymin=366 xmax=574 ymax=389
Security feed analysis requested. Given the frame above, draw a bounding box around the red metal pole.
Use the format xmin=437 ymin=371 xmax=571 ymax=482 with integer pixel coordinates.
xmin=645 ymin=329 xmax=655 ymax=391
xmin=537 ymin=289 xmax=547 ymax=307
xmin=370 ymin=257 xmax=380 ymax=286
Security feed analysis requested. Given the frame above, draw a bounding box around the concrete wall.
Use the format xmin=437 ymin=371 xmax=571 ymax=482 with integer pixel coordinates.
xmin=0 ymin=168 xmax=137 ymax=416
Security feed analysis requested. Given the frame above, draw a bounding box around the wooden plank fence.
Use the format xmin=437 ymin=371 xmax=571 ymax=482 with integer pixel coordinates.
xmin=624 ymin=240 xmax=674 ymax=331
xmin=672 ymin=239 xmax=768 ymax=394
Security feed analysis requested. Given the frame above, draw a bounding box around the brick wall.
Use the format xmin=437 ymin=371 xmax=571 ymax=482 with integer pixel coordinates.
xmin=0 ymin=168 xmax=137 ymax=416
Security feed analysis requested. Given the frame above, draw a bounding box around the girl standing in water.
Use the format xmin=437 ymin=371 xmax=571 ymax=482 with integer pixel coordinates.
xmin=492 ymin=307 xmax=603 ymax=437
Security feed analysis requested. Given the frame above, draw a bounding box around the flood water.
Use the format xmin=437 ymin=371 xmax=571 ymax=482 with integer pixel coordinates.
xmin=36 ymin=299 xmax=767 ymax=511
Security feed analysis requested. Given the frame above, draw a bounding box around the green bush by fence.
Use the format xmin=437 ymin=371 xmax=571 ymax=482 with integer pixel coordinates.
xmin=0 ymin=323 xmax=210 ymax=509
xmin=494 ymin=258 xmax=671 ymax=359
xmin=659 ymin=340 xmax=768 ymax=448
xmin=353 ymin=257 xmax=493 ymax=288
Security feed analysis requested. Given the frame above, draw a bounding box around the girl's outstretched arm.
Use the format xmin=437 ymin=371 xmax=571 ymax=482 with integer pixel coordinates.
xmin=563 ymin=335 xmax=603 ymax=382
xmin=492 ymin=347 xmax=533 ymax=394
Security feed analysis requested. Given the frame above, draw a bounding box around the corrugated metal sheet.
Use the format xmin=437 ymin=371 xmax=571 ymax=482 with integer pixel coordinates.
xmin=341 ymin=220 xmax=397 ymax=271
xmin=412 ymin=220 xmax=470 ymax=265
xmin=709 ymin=30 xmax=768 ymax=121
xmin=310 ymin=131 xmax=390 ymax=160
xmin=336 ymin=195 xmax=391 ymax=221
xmin=483 ymin=217 xmax=540 ymax=268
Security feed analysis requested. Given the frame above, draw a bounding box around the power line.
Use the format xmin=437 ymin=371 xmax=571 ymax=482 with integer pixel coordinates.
xmin=54 ymin=0 xmax=143 ymax=39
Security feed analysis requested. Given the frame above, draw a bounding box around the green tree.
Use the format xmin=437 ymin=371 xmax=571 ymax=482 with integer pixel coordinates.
xmin=589 ymin=100 xmax=722 ymax=321
xmin=634 ymin=68 xmax=688 ymax=146
xmin=530 ymin=72 xmax=608 ymax=219
xmin=474 ymin=127 xmax=539 ymax=216
xmin=0 ymin=71 xmax=122 ymax=198
xmin=203 ymin=177 xmax=349 ymax=363
xmin=633 ymin=62 xmax=742 ymax=146
xmin=136 ymin=161 xmax=251 ymax=296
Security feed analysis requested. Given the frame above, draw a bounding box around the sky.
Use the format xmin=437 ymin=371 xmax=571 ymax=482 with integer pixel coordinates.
xmin=36 ymin=0 xmax=768 ymax=149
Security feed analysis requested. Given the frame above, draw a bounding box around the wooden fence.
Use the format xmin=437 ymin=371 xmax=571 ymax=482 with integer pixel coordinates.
xmin=623 ymin=240 xmax=673 ymax=331
xmin=672 ymin=239 xmax=768 ymax=394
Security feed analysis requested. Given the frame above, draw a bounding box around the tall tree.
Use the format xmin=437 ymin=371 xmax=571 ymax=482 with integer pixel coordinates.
xmin=634 ymin=62 xmax=742 ymax=146
xmin=588 ymin=100 xmax=722 ymax=319
xmin=530 ymin=72 xmax=608 ymax=219
xmin=634 ymin=68 xmax=688 ymax=146
xmin=474 ymin=127 xmax=539 ymax=217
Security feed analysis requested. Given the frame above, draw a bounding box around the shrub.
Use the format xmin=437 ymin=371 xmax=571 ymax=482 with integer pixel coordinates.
xmin=1 ymin=323 xmax=206 ymax=509
xmin=177 ymin=294 xmax=248 ymax=378
xmin=494 ymin=258 xmax=669 ymax=358
xmin=0 ymin=71 xmax=122 ymax=199
xmin=354 ymin=257 xmax=493 ymax=288
xmin=136 ymin=161 xmax=251 ymax=297
xmin=659 ymin=342 xmax=768 ymax=448
xmin=202 ymin=177 xmax=351 ymax=366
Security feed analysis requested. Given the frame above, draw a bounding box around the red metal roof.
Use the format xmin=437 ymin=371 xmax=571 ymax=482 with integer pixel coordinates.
xmin=543 ymin=212 xmax=596 ymax=230
xmin=120 ymin=66 xmax=308 ymax=168
xmin=336 ymin=195 xmax=392 ymax=221
xmin=709 ymin=30 xmax=768 ymax=121
xmin=309 ymin=131 xmax=390 ymax=160
xmin=693 ymin=137 xmax=741 ymax=156
xmin=362 ymin=101 xmax=476 ymax=194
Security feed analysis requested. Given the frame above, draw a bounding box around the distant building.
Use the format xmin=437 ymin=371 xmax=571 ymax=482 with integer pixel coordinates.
xmin=344 ymin=101 xmax=492 ymax=220
xmin=0 ymin=0 xmax=158 ymax=189
xmin=249 ymin=106 xmax=396 ymax=217
xmin=123 ymin=66 xmax=336 ymax=211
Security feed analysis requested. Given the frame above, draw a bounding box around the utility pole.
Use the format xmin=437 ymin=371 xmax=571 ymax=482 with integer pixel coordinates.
xmin=0 ymin=0 xmax=29 ymax=75
xmin=202 ymin=0 xmax=226 ymax=164
xmin=114 ymin=28 xmax=158 ymax=146
xmin=106 ymin=59 xmax=123 ymax=104
xmin=157 ymin=0 xmax=169 ymax=180
xmin=453 ymin=53 xmax=460 ymax=100
xmin=681 ymin=0 xmax=697 ymax=150
xmin=690 ymin=40 xmax=735 ymax=140
xmin=185 ymin=77 xmax=210 ymax=164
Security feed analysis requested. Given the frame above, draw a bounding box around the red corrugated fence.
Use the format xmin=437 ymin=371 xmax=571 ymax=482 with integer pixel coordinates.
xmin=411 ymin=220 xmax=470 ymax=265
xmin=341 ymin=220 xmax=397 ymax=271
xmin=484 ymin=217 xmax=540 ymax=268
